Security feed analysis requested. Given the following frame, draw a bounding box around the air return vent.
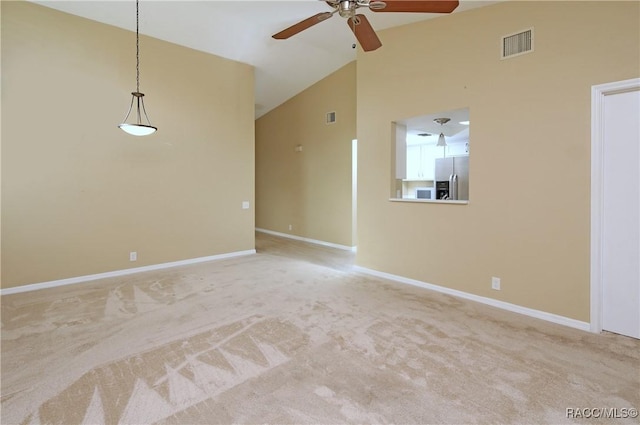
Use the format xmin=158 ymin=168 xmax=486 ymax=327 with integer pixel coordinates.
xmin=326 ymin=111 xmax=336 ymax=124
xmin=501 ymin=28 xmax=533 ymax=59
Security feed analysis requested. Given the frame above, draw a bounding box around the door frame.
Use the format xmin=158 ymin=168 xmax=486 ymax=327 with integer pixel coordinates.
xmin=590 ymin=77 xmax=640 ymax=333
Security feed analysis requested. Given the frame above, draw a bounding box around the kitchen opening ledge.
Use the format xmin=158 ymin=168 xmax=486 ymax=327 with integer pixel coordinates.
xmin=389 ymin=198 xmax=469 ymax=205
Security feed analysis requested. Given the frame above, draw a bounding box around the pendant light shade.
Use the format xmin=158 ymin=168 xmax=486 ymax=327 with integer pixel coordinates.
xmin=119 ymin=122 xmax=157 ymax=136
xmin=434 ymin=118 xmax=450 ymax=147
xmin=119 ymin=92 xmax=156 ymax=136
xmin=119 ymin=0 xmax=157 ymax=136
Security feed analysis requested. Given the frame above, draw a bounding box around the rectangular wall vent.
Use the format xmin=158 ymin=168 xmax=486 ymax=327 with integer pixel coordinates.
xmin=501 ymin=28 xmax=533 ymax=59
xmin=326 ymin=111 xmax=336 ymax=124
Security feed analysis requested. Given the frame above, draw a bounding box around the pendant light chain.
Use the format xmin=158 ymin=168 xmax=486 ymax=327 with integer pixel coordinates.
xmin=136 ymin=0 xmax=140 ymax=94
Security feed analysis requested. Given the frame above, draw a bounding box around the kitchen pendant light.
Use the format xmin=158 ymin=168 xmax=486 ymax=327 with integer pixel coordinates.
xmin=118 ymin=0 xmax=157 ymax=136
xmin=434 ymin=118 xmax=450 ymax=147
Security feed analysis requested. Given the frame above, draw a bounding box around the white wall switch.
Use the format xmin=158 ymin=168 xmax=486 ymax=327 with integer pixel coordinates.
xmin=130 ymin=251 xmax=137 ymax=262
xmin=242 ymin=201 xmax=250 ymax=209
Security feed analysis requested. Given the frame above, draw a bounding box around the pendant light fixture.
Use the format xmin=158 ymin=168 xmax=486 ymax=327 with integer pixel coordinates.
xmin=118 ymin=0 xmax=157 ymax=136
xmin=434 ymin=117 xmax=450 ymax=147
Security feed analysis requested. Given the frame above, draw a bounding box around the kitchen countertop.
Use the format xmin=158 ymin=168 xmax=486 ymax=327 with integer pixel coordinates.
xmin=390 ymin=198 xmax=469 ymax=205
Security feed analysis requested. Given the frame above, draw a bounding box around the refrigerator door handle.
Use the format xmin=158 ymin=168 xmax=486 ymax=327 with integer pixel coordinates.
xmin=450 ymin=174 xmax=458 ymax=200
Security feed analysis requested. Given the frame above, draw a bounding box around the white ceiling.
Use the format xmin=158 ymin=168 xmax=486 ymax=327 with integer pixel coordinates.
xmin=32 ymin=0 xmax=497 ymax=118
xmin=400 ymin=106 xmax=470 ymax=146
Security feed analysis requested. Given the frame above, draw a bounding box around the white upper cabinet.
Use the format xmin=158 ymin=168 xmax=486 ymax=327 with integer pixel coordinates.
xmin=406 ymin=145 xmax=434 ymax=180
xmin=445 ymin=142 xmax=469 ymax=156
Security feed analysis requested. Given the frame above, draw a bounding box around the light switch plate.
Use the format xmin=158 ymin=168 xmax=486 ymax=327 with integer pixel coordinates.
xmin=242 ymin=201 xmax=250 ymax=209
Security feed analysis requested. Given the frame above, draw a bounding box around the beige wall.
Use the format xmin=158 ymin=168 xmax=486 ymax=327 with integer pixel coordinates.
xmin=1 ymin=2 xmax=255 ymax=289
xmin=356 ymin=1 xmax=639 ymax=322
xmin=255 ymin=62 xmax=356 ymax=247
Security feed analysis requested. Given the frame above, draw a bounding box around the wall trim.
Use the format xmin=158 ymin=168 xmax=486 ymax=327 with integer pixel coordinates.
xmin=256 ymin=228 xmax=357 ymax=252
xmin=354 ymin=265 xmax=591 ymax=332
xmin=0 ymin=249 xmax=257 ymax=296
xmin=590 ymin=77 xmax=640 ymax=334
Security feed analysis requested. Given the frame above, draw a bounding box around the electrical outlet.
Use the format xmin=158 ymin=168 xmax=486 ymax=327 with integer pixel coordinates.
xmin=130 ymin=251 xmax=137 ymax=262
xmin=288 ymin=224 xmax=293 ymax=231
xmin=491 ymin=276 xmax=501 ymax=290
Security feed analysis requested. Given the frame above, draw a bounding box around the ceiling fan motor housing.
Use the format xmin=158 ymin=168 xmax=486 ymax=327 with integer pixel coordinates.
xmin=338 ymin=1 xmax=355 ymax=18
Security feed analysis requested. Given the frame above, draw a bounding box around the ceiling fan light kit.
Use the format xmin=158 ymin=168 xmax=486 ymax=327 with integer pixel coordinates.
xmin=272 ymin=0 xmax=459 ymax=52
xmin=118 ymin=0 xmax=157 ymax=137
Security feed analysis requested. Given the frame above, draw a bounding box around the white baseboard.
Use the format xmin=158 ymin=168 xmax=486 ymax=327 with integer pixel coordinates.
xmin=354 ymin=266 xmax=591 ymax=332
xmin=256 ymin=228 xmax=356 ymax=252
xmin=0 ymin=249 xmax=257 ymax=296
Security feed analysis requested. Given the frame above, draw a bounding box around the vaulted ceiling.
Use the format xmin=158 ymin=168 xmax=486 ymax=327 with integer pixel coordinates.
xmin=32 ymin=1 xmax=498 ymax=118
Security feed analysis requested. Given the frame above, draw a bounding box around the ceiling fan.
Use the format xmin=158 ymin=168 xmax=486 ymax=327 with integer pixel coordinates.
xmin=272 ymin=1 xmax=459 ymax=52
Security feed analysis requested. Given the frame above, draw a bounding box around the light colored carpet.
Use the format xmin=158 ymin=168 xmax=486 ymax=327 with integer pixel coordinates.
xmin=1 ymin=232 xmax=639 ymax=424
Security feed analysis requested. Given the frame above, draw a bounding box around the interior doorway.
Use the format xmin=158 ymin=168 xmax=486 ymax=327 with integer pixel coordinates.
xmin=352 ymin=139 xmax=358 ymax=249
xmin=591 ymin=78 xmax=640 ymax=339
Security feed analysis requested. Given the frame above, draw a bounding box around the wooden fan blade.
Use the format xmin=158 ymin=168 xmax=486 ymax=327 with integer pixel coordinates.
xmin=272 ymin=12 xmax=333 ymax=39
xmin=347 ymin=14 xmax=382 ymax=52
xmin=371 ymin=0 xmax=459 ymax=13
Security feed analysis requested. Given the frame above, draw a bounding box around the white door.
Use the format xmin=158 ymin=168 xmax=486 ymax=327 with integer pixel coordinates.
xmin=601 ymin=87 xmax=640 ymax=338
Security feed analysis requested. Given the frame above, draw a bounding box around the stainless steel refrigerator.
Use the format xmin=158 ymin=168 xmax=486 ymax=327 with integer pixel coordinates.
xmin=435 ymin=156 xmax=469 ymax=200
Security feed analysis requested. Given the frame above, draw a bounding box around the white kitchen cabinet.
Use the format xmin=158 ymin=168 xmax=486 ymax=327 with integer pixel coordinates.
xmin=431 ymin=142 xmax=468 ymax=159
xmin=446 ymin=142 xmax=469 ymax=156
xmin=406 ymin=145 xmax=434 ymax=180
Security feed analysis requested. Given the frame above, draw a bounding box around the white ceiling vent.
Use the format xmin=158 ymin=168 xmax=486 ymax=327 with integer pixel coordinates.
xmin=501 ymin=28 xmax=533 ymax=59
